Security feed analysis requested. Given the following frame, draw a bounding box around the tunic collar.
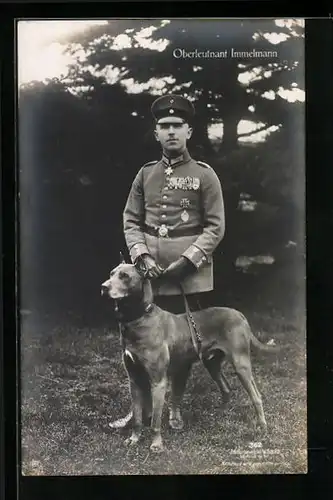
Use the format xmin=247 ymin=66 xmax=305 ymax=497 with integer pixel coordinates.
xmin=161 ymin=149 xmax=191 ymax=167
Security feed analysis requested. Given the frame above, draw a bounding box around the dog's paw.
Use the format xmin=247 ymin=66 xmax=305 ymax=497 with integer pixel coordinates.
xmin=124 ymin=434 xmax=140 ymax=446
xmin=169 ymin=418 xmax=184 ymax=430
xmin=150 ymin=441 xmax=164 ymax=453
xmin=255 ymin=420 xmax=268 ymax=438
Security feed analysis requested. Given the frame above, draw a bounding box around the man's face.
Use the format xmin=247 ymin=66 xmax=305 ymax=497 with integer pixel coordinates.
xmin=154 ymin=116 xmax=193 ymax=154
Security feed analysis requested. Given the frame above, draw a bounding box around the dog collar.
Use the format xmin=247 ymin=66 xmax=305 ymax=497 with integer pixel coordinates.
xmin=114 ymin=301 xmax=154 ymax=323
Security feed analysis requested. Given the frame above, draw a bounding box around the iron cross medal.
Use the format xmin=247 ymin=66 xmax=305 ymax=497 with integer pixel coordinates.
xmin=165 ymin=166 xmax=173 ymax=176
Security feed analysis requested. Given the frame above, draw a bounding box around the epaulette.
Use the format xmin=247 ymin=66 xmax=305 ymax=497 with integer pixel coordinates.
xmin=196 ymin=160 xmax=212 ymax=169
xmin=142 ymin=160 xmax=159 ymax=168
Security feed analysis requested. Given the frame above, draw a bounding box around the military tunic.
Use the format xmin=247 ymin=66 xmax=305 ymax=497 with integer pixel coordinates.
xmin=123 ymin=149 xmax=225 ymax=296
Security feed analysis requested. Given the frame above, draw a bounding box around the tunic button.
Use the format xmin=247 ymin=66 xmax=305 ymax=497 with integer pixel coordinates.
xmin=161 ymin=214 xmax=166 ymax=219
xmin=163 ymin=195 xmax=168 ymax=200
xmin=162 ymin=205 xmax=167 ymax=209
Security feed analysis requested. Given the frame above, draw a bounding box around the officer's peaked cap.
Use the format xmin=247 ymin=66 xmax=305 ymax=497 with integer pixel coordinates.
xmin=151 ymin=94 xmax=195 ymax=123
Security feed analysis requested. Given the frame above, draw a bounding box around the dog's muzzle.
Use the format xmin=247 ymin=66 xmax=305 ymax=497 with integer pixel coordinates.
xmin=101 ymin=279 xmax=111 ymax=296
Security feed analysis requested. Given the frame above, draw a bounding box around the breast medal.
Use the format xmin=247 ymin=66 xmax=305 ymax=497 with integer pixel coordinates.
xmin=192 ymin=177 xmax=200 ymax=190
xmin=166 ymin=176 xmax=200 ymax=190
xmin=181 ymin=210 xmax=190 ymax=222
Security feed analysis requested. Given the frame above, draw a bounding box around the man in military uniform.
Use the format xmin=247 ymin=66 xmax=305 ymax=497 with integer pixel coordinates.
xmin=123 ymin=93 xmax=225 ymax=312
xmin=109 ymin=94 xmax=225 ymax=429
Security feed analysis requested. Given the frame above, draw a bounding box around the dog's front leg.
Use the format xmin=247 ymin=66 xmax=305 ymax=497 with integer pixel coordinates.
xmin=169 ymin=362 xmax=192 ymax=430
xmin=150 ymin=376 xmax=168 ymax=452
xmin=124 ymin=379 xmax=143 ymax=446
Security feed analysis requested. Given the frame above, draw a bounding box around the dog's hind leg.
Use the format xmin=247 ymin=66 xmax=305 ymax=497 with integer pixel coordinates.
xmin=202 ymin=350 xmax=231 ymax=405
xmin=169 ymin=362 xmax=192 ymax=430
xmin=230 ymin=351 xmax=267 ymax=432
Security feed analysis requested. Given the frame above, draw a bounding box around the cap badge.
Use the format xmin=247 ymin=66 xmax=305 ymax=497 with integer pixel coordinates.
xmin=169 ymin=108 xmax=174 ymax=114
xmin=169 ymin=98 xmax=174 ymax=104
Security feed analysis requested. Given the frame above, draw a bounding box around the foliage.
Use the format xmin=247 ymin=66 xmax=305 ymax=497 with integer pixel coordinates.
xmin=18 ymin=19 xmax=305 ymax=313
xmin=60 ymin=19 xmax=304 ymax=151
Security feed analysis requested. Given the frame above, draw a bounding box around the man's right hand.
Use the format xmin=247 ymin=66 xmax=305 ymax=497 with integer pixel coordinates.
xmin=135 ymin=254 xmax=163 ymax=279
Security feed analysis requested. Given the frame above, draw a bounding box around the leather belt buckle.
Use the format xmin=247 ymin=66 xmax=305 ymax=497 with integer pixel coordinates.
xmin=158 ymin=224 xmax=169 ymax=237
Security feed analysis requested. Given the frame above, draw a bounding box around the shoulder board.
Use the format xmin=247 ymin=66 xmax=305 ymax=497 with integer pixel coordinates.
xmin=142 ymin=160 xmax=159 ymax=168
xmin=196 ymin=160 xmax=212 ymax=169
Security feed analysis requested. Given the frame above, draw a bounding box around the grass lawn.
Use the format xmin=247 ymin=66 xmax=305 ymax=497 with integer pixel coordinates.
xmin=20 ymin=305 xmax=307 ymax=475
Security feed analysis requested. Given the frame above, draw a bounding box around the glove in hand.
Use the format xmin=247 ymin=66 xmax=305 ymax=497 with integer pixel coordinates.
xmin=162 ymin=257 xmax=195 ymax=281
xmin=135 ymin=254 xmax=163 ymax=279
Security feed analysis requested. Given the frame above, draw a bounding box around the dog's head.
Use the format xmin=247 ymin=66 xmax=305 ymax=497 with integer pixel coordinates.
xmin=101 ymin=263 xmax=152 ymax=303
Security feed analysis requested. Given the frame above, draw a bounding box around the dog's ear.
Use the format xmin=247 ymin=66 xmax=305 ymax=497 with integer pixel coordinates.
xmin=119 ymin=251 xmax=126 ymax=264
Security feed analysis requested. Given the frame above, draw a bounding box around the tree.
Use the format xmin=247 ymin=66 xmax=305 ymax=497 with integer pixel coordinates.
xmin=18 ymin=19 xmax=305 ymax=313
xmin=61 ymin=18 xmax=304 ymax=153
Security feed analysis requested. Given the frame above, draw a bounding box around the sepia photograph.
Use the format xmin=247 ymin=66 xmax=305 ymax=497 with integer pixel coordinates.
xmin=18 ymin=18 xmax=306 ymax=475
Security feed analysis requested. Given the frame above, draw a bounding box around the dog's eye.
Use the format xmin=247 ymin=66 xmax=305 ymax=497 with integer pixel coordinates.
xmin=119 ymin=272 xmax=129 ymax=280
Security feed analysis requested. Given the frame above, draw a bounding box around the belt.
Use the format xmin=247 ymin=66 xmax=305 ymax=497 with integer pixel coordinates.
xmin=143 ymin=224 xmax=202 ymax=238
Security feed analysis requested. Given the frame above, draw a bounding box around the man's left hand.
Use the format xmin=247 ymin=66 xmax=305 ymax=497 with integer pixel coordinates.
xmin=162 ymin=257 xmax=195 ymax=281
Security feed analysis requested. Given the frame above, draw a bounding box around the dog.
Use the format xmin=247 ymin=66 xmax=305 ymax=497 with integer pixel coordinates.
xmin=101 ymin=263 xmax=279 ymax=452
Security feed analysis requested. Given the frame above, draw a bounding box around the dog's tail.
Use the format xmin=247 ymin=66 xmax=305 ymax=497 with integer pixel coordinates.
xmin=237 ymin=312 xmax=283 ymax=353
xmin=248 ymin=328 xmax=282 ymax=353
xmin=233 ymin=311 xmax=286 ymax=353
